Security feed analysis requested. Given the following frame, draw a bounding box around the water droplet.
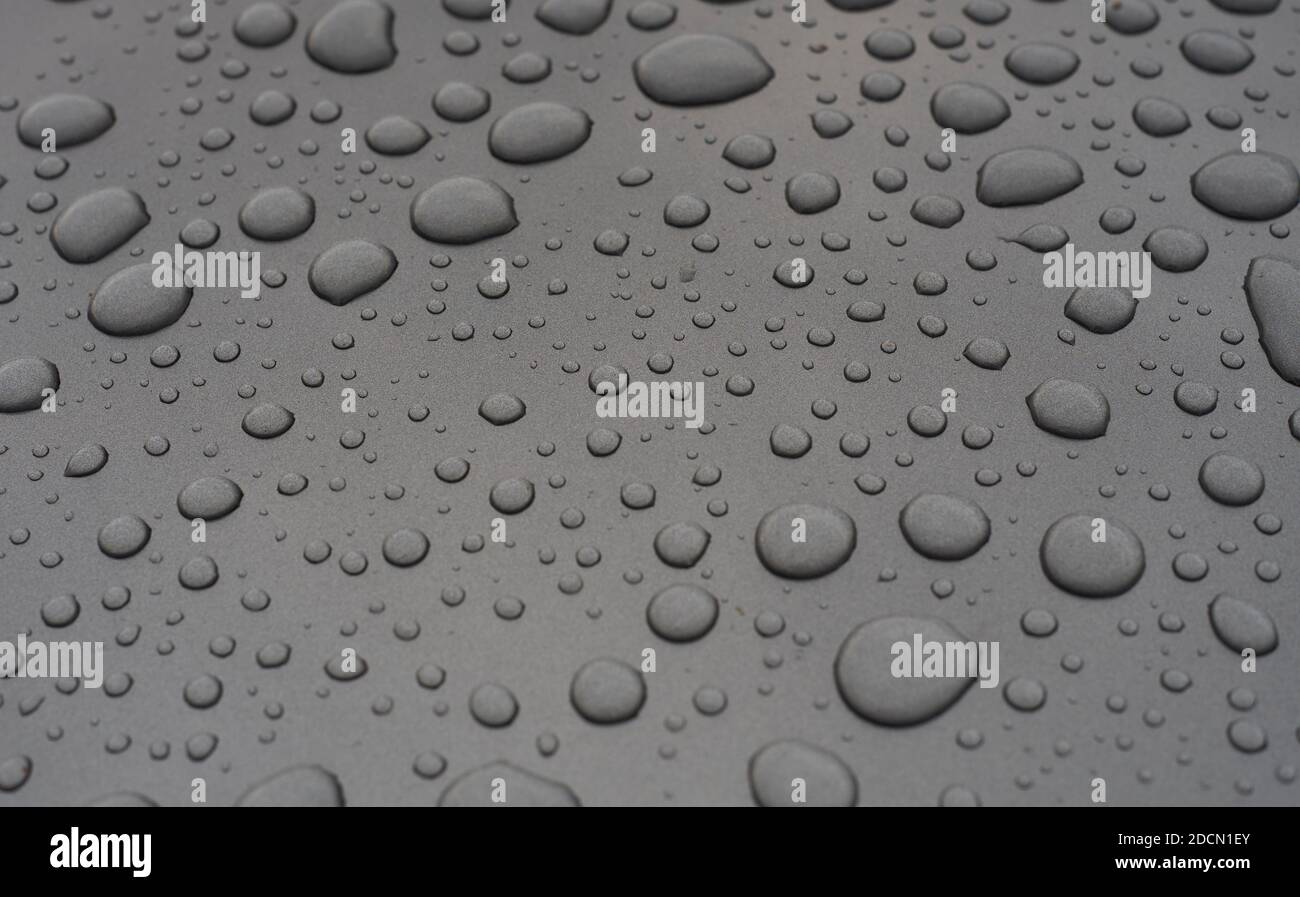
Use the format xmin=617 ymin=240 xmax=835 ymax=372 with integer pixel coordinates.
xmin=633 ymin=34 xmax=773 ymax=106
xmin=755 ymin=503 xmax=856 ymax=578
xmin=308 ymin=239 xmax=397 ymax=305
xmin=306 ymin=0 xmax=397 ymax=74
xmin=835 ymin=615 xmax=975 ymax=725
xmin=1040 ymin=514 xmax=1145 ymax=597
xmin=488 ymin=102 xmax=591 ymax=163
xmin=89 ymin=264 xmax=192 ymax=336
xmin=410 ymin=177 xmax=518 ymax=244
xmin=898 ymin=493 xmax=990 ymax=561
xmin=51 ymin=188 xmax=149 ymax=264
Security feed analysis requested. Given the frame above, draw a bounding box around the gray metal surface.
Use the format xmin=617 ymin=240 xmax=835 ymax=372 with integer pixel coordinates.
xmin=0 ymin=0 xmax=1297 ymax=806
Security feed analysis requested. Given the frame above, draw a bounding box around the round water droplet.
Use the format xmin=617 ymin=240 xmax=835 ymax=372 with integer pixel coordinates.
xmin=1040 ymin=514 xmax=1145 ymax=597
xmin=754 ymin=503 xmax=857 ymax=578
xmin=646 ymin=584 xmax=719 ymax=641
xmin=898 ymin=493 xmax=990 ymax=560
xmin=570 ymin=658 xmax=645 ymax=723
xmin=835 ymin=615 xmax=975 ymax=725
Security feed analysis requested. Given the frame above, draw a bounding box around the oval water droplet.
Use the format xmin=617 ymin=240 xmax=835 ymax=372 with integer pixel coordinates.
xmin=88 ymin=264 xmax=192 ymax=336
xmin=410 ymin=177 xmax=518 ymax=244
xmin=633 ymin=34 xmax=774 ymax=106
xmin=488 ymin=102 xmax=592 ymax=164
xmin=50 ymin=188 xmax=150 ymax=263
xmin=18 ymin=94 xmax=115 ymax=148
xmin=308 ymin=239 xmax=397 ymax=305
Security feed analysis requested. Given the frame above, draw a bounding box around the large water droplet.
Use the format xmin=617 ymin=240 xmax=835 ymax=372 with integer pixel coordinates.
xmin=51 ymin=187 xmax=150 ymax=263
xmin=305 ymin=0 xmax=397 ymax=73
xmin=976 ymin=147 xmax=1083 ymax=207
xmin=1025 ymin=378 xmax=1110 ymax=438
xmin=633 ymin=34 xmax=773 ymax=106
xmin=88 ymin=264 xmax=192 ymax=336
xmin=835 ymin=615 xmax=975 ymax=725
xmin=1040 ymin=513 xmax=1145 ymax=597
xmin=308 ymin=239 xmax=397 ymax=305
xmin=754 ymin=503 xmax=857 ymax=578
xmin=410 ymin=177 xmax=518 ymax=244
xmin=17 ymin=94 xmax=115 ymax=148
xmin=1243 ymin=255 xmax=1300 ymax=385
xmin=488 ymin=102 xmax=592 ymax=164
